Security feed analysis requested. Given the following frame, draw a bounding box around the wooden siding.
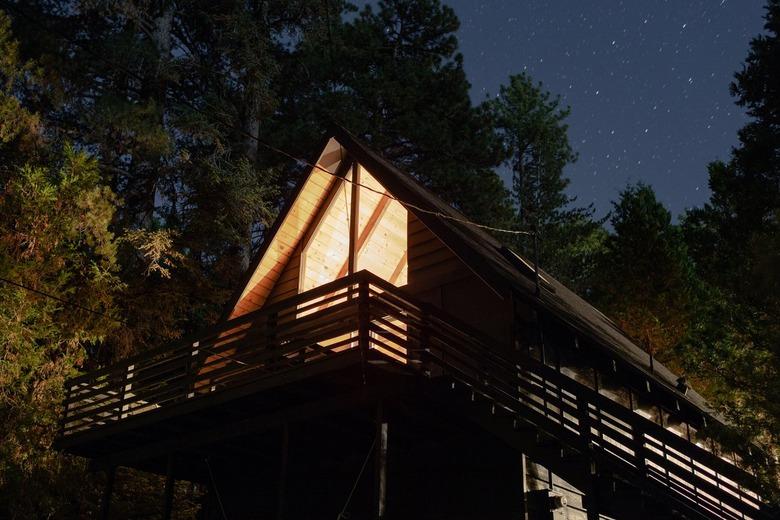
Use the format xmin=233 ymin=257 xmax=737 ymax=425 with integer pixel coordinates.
xmin=407 ymin=213 xmax=470 ymax=293
xmin=262 ymin=165 xmax=410 ymax=309
xmin=265 ymin=246 xmax=301 ymax=306
xmin=232 ymin=154 xmax=511 ymax=348
xmin=230 ymin=139 xmax=345 ymax=318
xmin=407 ymin=213 xmax=511 ymax=346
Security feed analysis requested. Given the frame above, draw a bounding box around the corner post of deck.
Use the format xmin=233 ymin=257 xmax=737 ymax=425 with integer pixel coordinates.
xmin=358 ymin=272 xmax=370 ymax=383
xmin=418 ymin=304 xmax=433 ymax=372
xmin=99 ymin=465 xmax=116 ymax=520
xmin=58 ymin=381 xmax=71 ymax=437
xmin=374 ymin=400 xmax=388 ymax=520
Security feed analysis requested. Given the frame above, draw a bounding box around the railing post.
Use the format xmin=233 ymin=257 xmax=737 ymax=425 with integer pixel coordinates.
xmin=578 ymin=395 xmax=592 ymax=450
xmin=359 ymin=274 xmax=370 ymax=385
xmin=187 ymin=341 xmax=199 ymax=399
xmin=419 ymin=305 xmax=434 ymax=375
xmin=633 ymin=421 xmax=647 ymax=477
xmin=58 ymin=383 xmax=71 ymax=437
xmin=119 ymin=364 xmax=135 ymax=420
xmin=267 ymin=311 xmax=278 ymax=349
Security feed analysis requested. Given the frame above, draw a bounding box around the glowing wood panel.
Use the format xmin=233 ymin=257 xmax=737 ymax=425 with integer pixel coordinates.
xmin=299 ymin=170 xmax=352 ymax=292
xmin=230 ymin=139 xmax=345 ymax=317
xmin=301 ymin=166 xmax=408 ymax=293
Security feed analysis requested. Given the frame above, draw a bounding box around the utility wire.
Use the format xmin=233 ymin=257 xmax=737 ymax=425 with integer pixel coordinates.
xmin=204 ymin=458 xmax=229 ymax=520
xmin=337 ymin=433 xmax=377 ymax=520
xmin=0 ymin=1 xmax=530 ymax=375
xmin=0 ymin=276 xmax=249 ymax=367
xmin=0 ymin=275 xmax=122 ymax=323
xmin=0 ymin=1 xmax=534 ymax=237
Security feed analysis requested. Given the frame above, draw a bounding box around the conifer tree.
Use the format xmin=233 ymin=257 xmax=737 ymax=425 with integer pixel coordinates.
xmin=591 ymin=184 xmax=697 ymax=364
xmin=274 ymin=0 xmax=513 ymax=227
xmin=488 ymin=73 xmax=602 ymax=291
xmin=680 ymin=0 xmax=780 ymax=468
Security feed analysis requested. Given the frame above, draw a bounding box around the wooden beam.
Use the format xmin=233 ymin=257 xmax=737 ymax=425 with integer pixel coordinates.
xmin=349 ymin=162 xmax=361 ymax=275
xmin=163 ymin=455 xmax=175 ymax=520
xmin=337 ymin=195 xmax=391 ymax=279
xmin=95 ymin=377 xmax=411 ymax=468
xmin=99 ymin=466 xmax=115 ymax=520
xmin=388 ymin=250 xmax=408 ymax=286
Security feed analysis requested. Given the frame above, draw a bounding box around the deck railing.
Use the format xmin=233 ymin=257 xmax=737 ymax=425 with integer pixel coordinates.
xmin=60 ymin=270 xmax=770 ymax=519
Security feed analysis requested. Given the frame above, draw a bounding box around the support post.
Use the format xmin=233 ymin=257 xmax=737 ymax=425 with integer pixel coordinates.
xmin=276 ymin=422 xmax=289 ymax=520
xmin=585 ymin=461 xmax=599 ymax=520
xmin=163 ymin=455 xmax=175 ymax=520
xmin=374 ymin=402 xmax=388 ymax=520
xmin=358 ymin=275 xmax=370 ymax=384
xmin=100 ymin=466 xmax=116 ymax=520
xmin=520 ymin=453 xmax=528 ymax=519
xmin=349 ymin=162 xmax=360 ymax=276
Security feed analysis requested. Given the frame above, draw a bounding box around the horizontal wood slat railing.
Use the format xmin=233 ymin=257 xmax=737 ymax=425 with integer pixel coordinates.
xmin=59 ymin=271 xmax=770 ymax=519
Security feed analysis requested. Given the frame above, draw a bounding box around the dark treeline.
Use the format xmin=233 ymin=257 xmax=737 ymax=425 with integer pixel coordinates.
xmin=0 ymin=0 xmax=777 ymax=516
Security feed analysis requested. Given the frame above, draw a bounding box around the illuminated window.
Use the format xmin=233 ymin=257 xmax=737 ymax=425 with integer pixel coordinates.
xmin=299 ymin=171 xmax=352 ymax=292
xmin=300 ymin=165 xmax=408 ymax=292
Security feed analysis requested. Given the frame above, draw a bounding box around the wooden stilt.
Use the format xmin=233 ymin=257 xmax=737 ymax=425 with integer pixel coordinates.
xmin=276 ymin=422 xmax=289 ymax=520
xmin=586 ymin=461 xmax=599 ymax=520
xmin=99 ymin=466 xmax=116 ymax=520
xmin=374 ymin=402 xmax=388 ymax=520
xmin=520 ymin=453 xmax=528 ymax=518
xmin=163 ymin=455 xmax=175 ymax=520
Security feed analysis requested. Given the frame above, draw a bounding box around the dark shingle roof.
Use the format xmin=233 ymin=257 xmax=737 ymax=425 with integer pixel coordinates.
xmin=331 ymin=126 xmax=716 ymax=417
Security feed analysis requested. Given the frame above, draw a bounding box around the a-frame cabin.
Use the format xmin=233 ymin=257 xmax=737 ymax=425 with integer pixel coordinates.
xmin=57 ymin=128 xmax=773 ymax=520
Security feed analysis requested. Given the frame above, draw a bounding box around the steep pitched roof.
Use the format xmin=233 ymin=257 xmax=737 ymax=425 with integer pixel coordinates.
xmin=224 ymin=126 xmax=715 ymax=417
xmin=329 ymin=127 xmax=715 ymax=412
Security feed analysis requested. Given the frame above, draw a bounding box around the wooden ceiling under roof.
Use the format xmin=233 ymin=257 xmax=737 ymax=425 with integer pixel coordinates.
xmin=229 ymin=138 xmax=346 ymax=318
xmin=229 ymin=141 xmax=409 ymax=320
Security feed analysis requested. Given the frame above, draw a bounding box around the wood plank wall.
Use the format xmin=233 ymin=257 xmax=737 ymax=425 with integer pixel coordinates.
xmin=407 ymin=214 xmax=512 ymax=347
xmin=407 ymin=213 xmax=471 ymax=294
xmin=265 ymin=246 xmax=302 ymax=306
xmin=259 ymin=212 xmax=512 ymax=347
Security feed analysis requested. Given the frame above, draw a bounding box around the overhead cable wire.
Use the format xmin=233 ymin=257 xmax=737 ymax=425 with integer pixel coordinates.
xmin=337 ymin=433 xmax=377 ymax=520
xmin=0 ymin=275 xmax=121 ymax=322
xmin=0 ymin=276 xmax=248 ymax=367
xmin=0 ymin=0 xmax=534 ymax=237
xmin=204 ymin=458 xmax=229 ymax=520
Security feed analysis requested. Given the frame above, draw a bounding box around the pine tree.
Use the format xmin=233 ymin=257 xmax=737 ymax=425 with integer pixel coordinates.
xmin=488 ymin=73 xmax=602 ymax=291
xmin=680 ymin=0 xmax=780 ymax=472
xmin=0 ymin=146 xmax=122 ymax=516
xmin=591 ymin=184 xmax=697 ymax=365
xmin=685 ymin=0 xmax=780 ymax=298
xmin=273 ymin=0 xmax=513 ymax=227
xmin=6 ymin=1 xmax=311 ymax=356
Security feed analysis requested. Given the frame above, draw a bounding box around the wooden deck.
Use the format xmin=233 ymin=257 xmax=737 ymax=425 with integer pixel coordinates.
xmin=58 ymin=271 xmax=771 ymax=520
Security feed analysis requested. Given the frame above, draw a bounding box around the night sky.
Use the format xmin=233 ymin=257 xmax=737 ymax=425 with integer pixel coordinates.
xmin=444 ymin=0 xmax=768 ymax=218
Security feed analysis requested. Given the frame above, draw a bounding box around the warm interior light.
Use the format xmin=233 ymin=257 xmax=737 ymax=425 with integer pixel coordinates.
xmin=298 ymin=164 xmax=409 ymax=362
xmin=300 ymin=166 xmax=408 ymax=292
xmin=355 ymin=169 xmax=408 ymax=285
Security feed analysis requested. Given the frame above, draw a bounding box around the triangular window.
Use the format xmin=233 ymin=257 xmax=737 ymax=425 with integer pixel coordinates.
xmin=300 ymin=164 xmax=408 ymax=292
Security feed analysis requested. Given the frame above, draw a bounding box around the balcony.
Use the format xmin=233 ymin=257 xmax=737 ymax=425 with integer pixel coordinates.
xmin=58 ymin=271 xmax=770 ymax=520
